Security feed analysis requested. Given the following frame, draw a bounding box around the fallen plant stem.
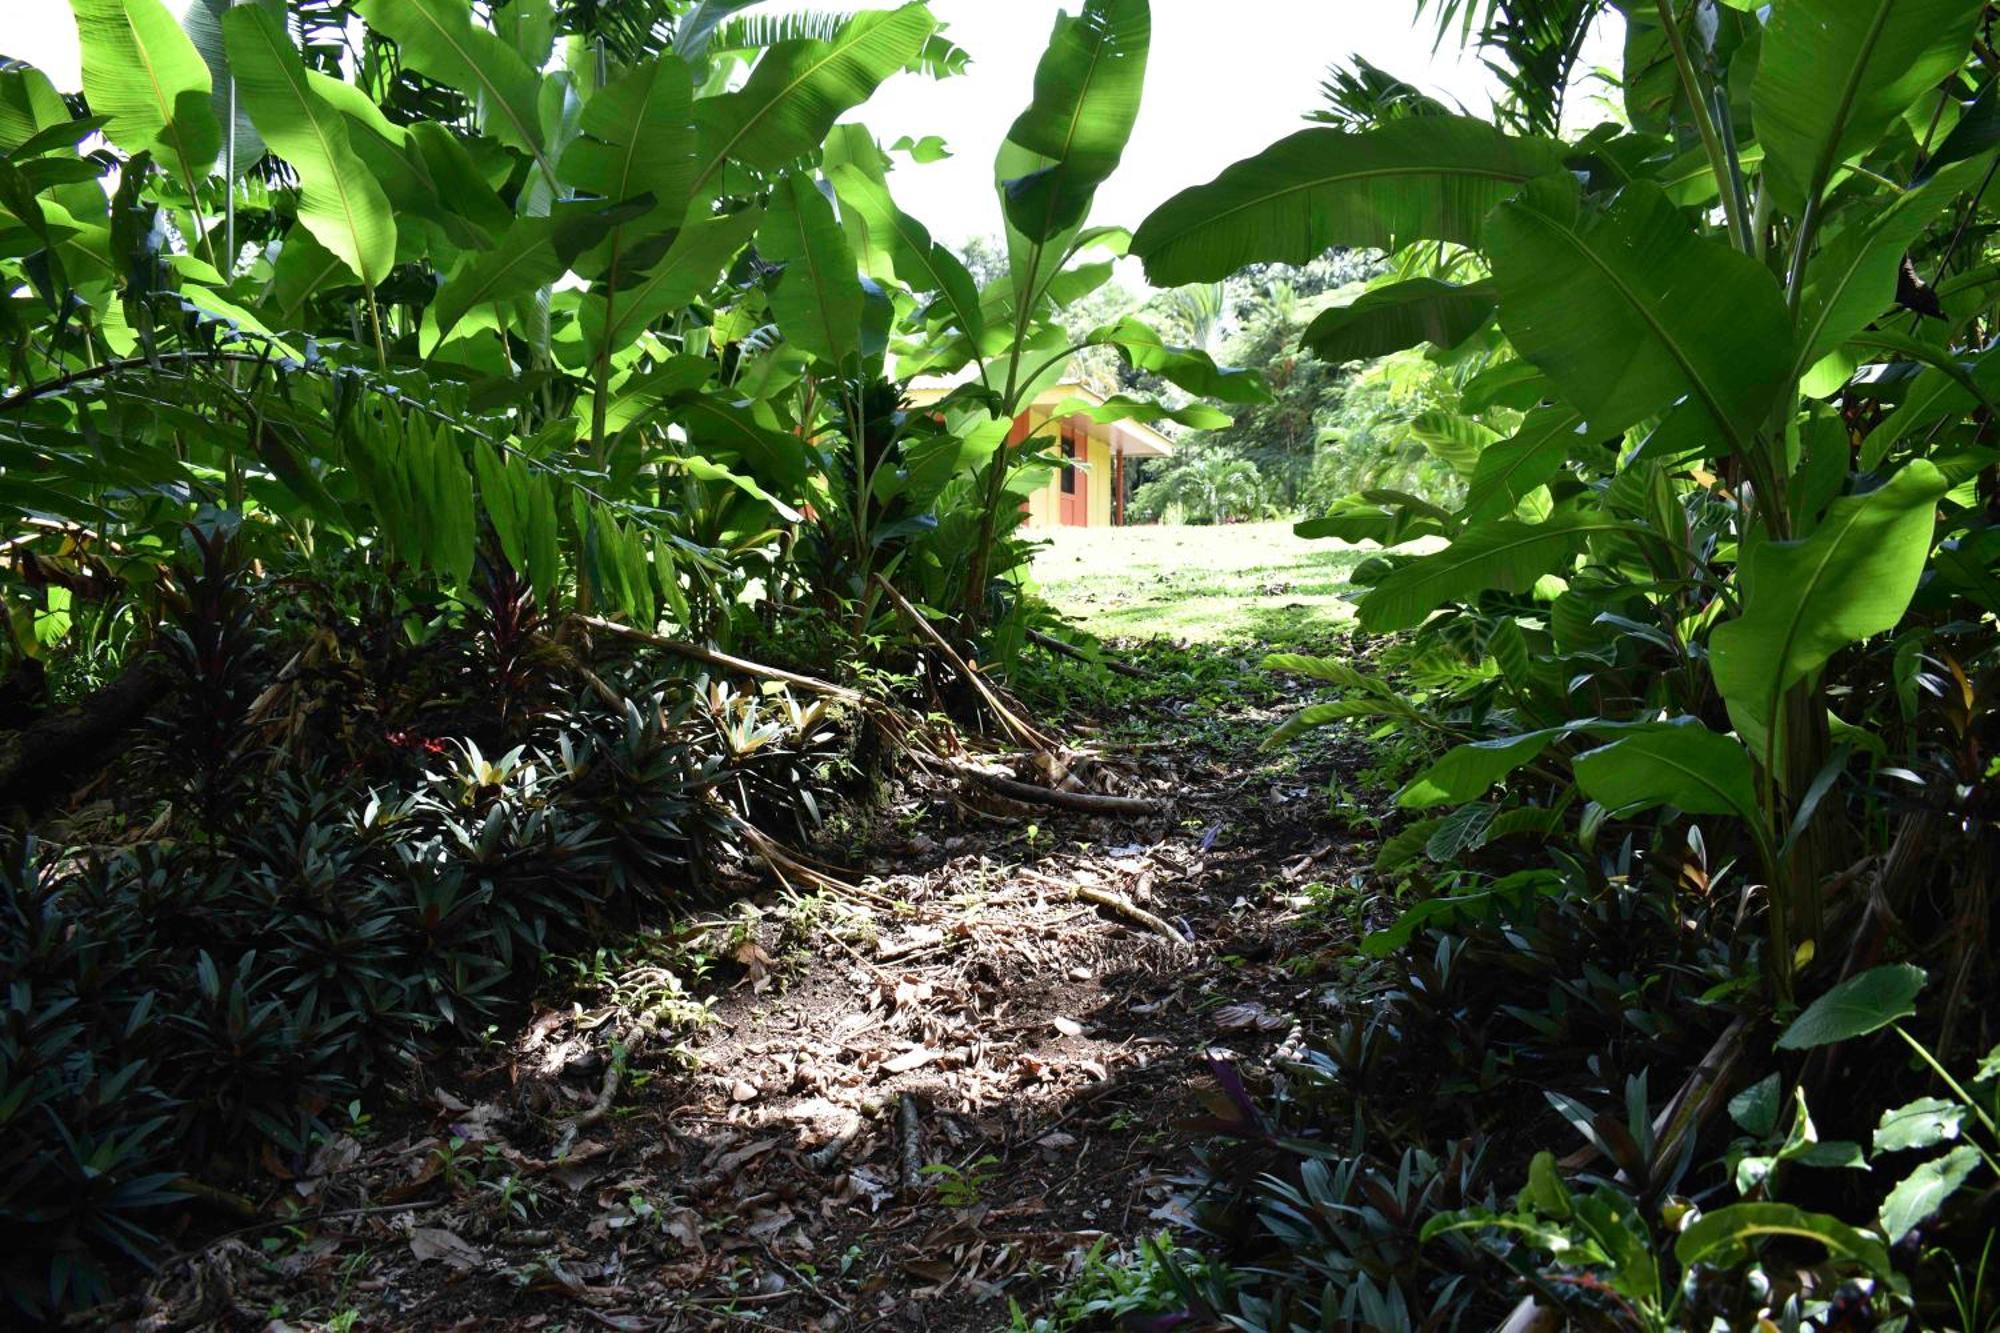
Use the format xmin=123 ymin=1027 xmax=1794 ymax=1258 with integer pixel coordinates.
xmin=1027 ymin=628 xmax=1148 ymax=679
xmin=898 ymin=1091 xmax=925 ymax=1196
xmin=574 ymin=615 xmax=866 ymax=705
xmin=1073 ymin=882 xmax=1190 ymax=949
xmin=871 ymin=574 xmax=1058 ymax=755
xmin=940 ymin=758 xmax=1164 ymax=816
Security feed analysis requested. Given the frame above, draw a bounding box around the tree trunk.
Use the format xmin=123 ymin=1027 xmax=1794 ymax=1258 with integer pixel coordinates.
xmin=0 ymin=653 xmax=174 ymax=813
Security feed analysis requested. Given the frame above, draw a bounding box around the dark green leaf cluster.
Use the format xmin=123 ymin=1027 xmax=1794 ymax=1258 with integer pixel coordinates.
xmin=1116 ymin=0 xmax=2000 ymax=1323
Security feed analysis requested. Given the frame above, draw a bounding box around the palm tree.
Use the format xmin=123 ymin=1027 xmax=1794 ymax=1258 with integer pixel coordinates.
xmin=1131 ymin=453 xmax=1268 ymax=525
xmin=1160 ymin=282 xmax=1228 ymax=355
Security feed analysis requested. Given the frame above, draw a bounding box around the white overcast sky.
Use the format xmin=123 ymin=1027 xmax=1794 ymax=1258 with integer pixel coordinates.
xmin=4 ymin=1 xmax=1622 ymax=246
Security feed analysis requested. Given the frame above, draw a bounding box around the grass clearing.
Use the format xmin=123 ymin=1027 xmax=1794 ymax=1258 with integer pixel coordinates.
xmin=1029 ymin=520 xmax=1365 ymax=643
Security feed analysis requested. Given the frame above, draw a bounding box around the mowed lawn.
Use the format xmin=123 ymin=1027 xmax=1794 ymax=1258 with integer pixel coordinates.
xmin=1030 ymin=520 xmax=1366 ymax=643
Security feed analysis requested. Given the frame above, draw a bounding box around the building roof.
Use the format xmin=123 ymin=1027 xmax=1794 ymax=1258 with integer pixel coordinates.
xmin=903 ymin=376 xmax=1176 ymax=459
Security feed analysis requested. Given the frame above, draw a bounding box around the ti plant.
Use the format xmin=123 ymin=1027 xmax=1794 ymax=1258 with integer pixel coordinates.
xmin=1428 ymin=963 xmax=2000 ymax=1328
xmin=1135 ymin=0 xmax=2000 ymax=1009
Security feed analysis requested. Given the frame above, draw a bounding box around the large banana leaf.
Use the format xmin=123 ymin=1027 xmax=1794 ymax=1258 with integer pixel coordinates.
xmin=1486 ymin=179 xmax=1791 ymax=452
xmin=1355 ymin=512 xmax=1628 ymax=631
xmin=223 ymin=5 xmax=396 ymax=287
xmin=1795 ymin=159 xmax=1985 ymax=393
xmin=179 ymin=0 xmax=264 ymax=177
xmin=580 ymin=208 xmax=761 ymax=358
xmin=70 ymin=0 xmax=220 ymax=186
xmin=690 ymin=5 xmax=935 ymax=196
xmin=825 ymin=160 xmax=983 ymax=341
xmin=558 ymin=56 xmax=696 ymax=219
xmin=355 ymin=0 xmax=547 ymax=174
xmin=997 ymin=0 xmax=1150 ymax=244
xmin=1461 ymin=407 xmax=1582 ymax=523
xmin=1410 ymin=410 xmax=1498 ymax=479
xmin=676 ymin=397 xmax=812 ymax=494
xmin=307 ymin=73 xmax=409 ymax=153
xmin=267 ymin=222 xmax=357 ymax=324
xmin=820 ymin=126 xmax=896 ymax=276
xmin=1080 ymin=316 xmax=1269 ymax=403
xmin=1752 ymin=0 xmax=1983 ymax=209
xmin=675 ymin=0 xmax=762 ymax=59
xmin=763 ymin=173 xmax=863 ymax=368
xmin=431 ymin=214 xmax=566 ymax=343
xmin=1398 ymin=726 xmax=1571 ymax=809
xmin=1301 ymin=278 xmax=1496 ymax=362
xmin=1572 ymin=719 xmax=1759 ymax=822
xmin=1710 ymin=461 xmax=1948 ymax=763
xmin=1130 ymin=117 xmax=1565 ymax=286
xmin=0 ymin=66 xmax=73 ymax=154
xmin=1854 ymin=334 xmax=2000 ymax=467
xmin=1296 ymin=491 xmax=1454 ymax=545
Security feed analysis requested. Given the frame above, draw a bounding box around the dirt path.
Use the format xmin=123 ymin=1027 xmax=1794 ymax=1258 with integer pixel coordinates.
xmin=121 ymin=638 xmax=1369 ymax=1333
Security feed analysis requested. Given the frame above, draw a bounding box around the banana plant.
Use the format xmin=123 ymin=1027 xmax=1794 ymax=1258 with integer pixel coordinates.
xmin=838 ymin=0 xmax=1270 ymax=624
xmin=1139 ymin=0 xmax=1999 ymax=1001
xmin=0 ymin=0 xmax=970 ymax=650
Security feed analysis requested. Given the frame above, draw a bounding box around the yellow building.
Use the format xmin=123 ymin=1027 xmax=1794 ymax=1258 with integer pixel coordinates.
xmin=906 ymin=380 xmax=1177 ymax=528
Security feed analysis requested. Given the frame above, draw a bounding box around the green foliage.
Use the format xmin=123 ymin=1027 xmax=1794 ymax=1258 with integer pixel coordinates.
xmin=1128 ymin=451 xmax=1269 ymax=525
xmin=1136 ymin=0 xmax=2000 ymax=1326
xmin=0 ymin=617 xmax=842 ymax=1317
xmin=0 ymin=1 xmax=1278 ymax=1315
xmin=1130 ymin=116 xmax=1565 ymax=285
xmin=1484 ymin=178 xmax=1793 ymax=452
xmin=223 ymin=4 xmax=396 ymax=286
xmin=70 ymin=0 xmax=219 ymax=189
xmin=1300 ymin=277 xmax=1495 ymax=363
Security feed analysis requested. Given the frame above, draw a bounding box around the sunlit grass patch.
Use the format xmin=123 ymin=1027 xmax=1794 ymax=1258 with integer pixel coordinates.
xmin=1030 ymin=520 xmax=1365 ymax=643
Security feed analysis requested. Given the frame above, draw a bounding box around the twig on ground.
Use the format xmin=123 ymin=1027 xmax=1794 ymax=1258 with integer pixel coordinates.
xmin=1027 ymin=628 xmax=1148 ymax=679
xmin=759 ymin=1242 xmax=853 ymax=1315
xmin=941 ymin=758 xmax=1165 ymax=817
xmin=897 ymin=1092 xmax=925 ymax=1196
xmin=554 ymin=1010 xmax=665 ymax=1157
xmin=806 ymin=1118 xmax=862 ymax=1172
xmin=976 ymin=1077 xmax=1132 ymax=1168
xmin=166 ymin=1200 xmax=439 ymax=1258
xmin=1075 ymin=882 xmax=1191 ymax=949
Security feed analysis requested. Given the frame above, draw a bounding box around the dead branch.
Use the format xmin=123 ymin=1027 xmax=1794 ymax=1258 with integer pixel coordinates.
xmin=869 ymin=574 xmax=1058 ymax=755
xmin=1560 ymin=1014 xmax=1747 ymax=1176
xmin=1073 ymin=882 xmax=1190 ymax=950
xmin=807 ymin=1114 xmax=862 ymax=1172
xmin=897 ymin=1092 xmax=925 ymax=1196
xmin=940 ymin=758 xmax=1164 ymax=817
xmin=1027 ymin=628 xmax=1147 ymax=679
xmin=574 ymin=615 xmax=867 ymax=705
xmin=553 ymin=1011 xmax=664 ymax=1156
xmin=0 ymin=652 xmax=174 ymax=813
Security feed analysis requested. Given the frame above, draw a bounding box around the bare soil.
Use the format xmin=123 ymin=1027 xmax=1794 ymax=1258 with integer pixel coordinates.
xmin=109 ymin=637 xmax=1373 ymax=1333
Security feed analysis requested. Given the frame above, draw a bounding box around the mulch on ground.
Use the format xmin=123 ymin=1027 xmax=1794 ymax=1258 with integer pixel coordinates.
xmin=111 ymin=642 xmax=1375 ymax=1333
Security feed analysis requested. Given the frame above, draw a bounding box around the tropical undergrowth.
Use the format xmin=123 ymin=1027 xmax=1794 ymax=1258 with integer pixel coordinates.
xmin=0 ymin=0 xmax=1267 ymax=1319
xmin=1097 ymin=0 xmax=2000 ymax=1328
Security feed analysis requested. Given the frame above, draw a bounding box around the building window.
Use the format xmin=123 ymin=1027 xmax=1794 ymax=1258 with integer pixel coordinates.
xmin=1060 ymin=426 xmax=1077 ymax=494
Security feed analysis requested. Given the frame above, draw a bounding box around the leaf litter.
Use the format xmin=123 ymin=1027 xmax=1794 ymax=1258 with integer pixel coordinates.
xmin=121 ymin=639 xmax=1382 ymax=1332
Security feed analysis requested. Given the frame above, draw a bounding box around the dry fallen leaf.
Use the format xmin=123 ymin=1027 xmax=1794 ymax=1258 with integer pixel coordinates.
xmin=1214 ymin=1001 xmax=1288 ymax=1031
xmin=882 ymin=1044 xmax=942 ymax=1074
xmin=734 ymin=939 xmax=778 ymax=992
xmin=409 ymin=1226 xmax=482 ymax=1271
